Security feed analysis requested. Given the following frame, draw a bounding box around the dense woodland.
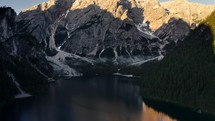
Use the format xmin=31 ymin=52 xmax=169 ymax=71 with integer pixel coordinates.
xmin=140 ymin=11 xmax=215 ymax=113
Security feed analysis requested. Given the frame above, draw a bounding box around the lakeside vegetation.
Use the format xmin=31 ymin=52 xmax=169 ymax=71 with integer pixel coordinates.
xmin=139 ymin=11 xmax=215 ymax=113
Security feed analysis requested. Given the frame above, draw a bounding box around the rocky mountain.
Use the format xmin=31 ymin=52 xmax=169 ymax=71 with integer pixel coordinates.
xmin=16 ymin=0 xmax=194 ymax=73
xmin=17 ymin=0 xmax=76 ymax=52
xmin=142 ymin=0 xmax=215 ymax=30
xmin=0 ymin=7 xmax=16 ymax=42
xmin=14 ymin=0 xmax=154 ymax=76
xmin=1 ymin=0 xmax=214 ymax=77
xmin=0 ymin=7 xmax=52 ymax=109
xmin=0 ymin=0 xmax=215 ymax=103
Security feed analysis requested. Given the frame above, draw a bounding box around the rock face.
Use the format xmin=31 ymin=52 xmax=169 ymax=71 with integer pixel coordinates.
xmin=0 ymin=0 xmax=213 ymax=77
xmin=142 ymin=0 xmax=215 ymax=30
xmin=139 ymin=0 xmax=168 ymax=30
xmin=18 ymin=0 xmax=166 ymax=66
xmin=0 ymin=7 xmax=16 ymax=42
xmin=0 ymin=7 xmax=53 ymax=103
xmin=17 ymin=0 xmax=76 ymax=52
xmin=59 ymin=0 xmax=161 ymax=60
xmin=154 ymin=18 xmax=190 ymax=52
xmin=15 ymin=0 xmax=215 ymax=74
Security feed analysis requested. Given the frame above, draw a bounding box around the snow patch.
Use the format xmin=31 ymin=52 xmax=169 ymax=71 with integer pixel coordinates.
xmin=135 ymin=22 xmax=160 ymax=39
xmin=65 ymin=10 xmax=70 ymax=18
xmin=130 ymin=55 xmax=164 ymax=66
xmin=46 ymin=51 xmax=82 ymax=77
xmin=98 ymin=49 xmax=105 ymax=61
xmin=47 ymin=49 xmax=94 ymax=77
xmin=113 ymin=73 xmax=134 ymax=78
xmin=113 ymin=48 xmax=119 ymax=64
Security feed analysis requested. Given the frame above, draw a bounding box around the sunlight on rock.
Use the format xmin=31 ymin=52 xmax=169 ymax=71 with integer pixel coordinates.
xmin=70 ymin=0 xmax=143 ymax=20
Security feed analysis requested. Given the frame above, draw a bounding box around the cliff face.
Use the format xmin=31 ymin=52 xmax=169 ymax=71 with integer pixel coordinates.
xmin=154 ymin=18 xmax=190 ymax=52
xmin=0 ymin=7 xmax=54 ymax=103
xmin=17 ymin=0 xmax=166 ymax=66
xmin=17 ymin=0 xmax=76 ymax=52
xmin=142 ymin=0 xmax=215 ymax=30
xmin=18 ymin=0 xmax=212 ymax=60
xmin=59 ymin=0 xmax=159 ymax=59
xmin=15 ymin=0 xmax=214 ymax=74
xmin=0 ymin=7 xmax=18 ymax=104
xmin=0 ymin=7 xmax=16 ymax=42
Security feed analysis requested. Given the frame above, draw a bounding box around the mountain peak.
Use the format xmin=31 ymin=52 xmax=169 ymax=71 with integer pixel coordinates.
xmin=143 ymin=0 xmax=215 ymax=30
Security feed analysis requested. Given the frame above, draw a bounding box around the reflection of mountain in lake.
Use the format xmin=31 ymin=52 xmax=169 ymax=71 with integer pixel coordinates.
xmin=142 ymin=103 xmax=176 ymax=121
xmin=67 ymin=95 xmax=176 ymax=121
xmin=1 ymin=76 xmax=176 ymax=121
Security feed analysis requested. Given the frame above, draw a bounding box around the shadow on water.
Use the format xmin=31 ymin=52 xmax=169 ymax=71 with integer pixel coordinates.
xmin=144 ymin=98 xmax=215 ymax=121
xmin=1 ymin=76 xmax=178 ymax=121
xmin=2 ymin=76 xmax=215 ymax=121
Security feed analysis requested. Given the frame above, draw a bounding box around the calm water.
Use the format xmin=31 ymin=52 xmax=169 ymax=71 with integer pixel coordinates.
xmin=2 ymin=76 xmax=215 ymax=121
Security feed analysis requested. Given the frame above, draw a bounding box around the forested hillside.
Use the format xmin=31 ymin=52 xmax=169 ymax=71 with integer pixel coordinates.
xmin=140 ymin=11 xmax=215 ymax=113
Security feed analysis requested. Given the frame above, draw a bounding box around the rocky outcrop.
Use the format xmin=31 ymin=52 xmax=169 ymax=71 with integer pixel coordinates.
xmin=59 ymin=0 xmax=159 ymax=59
xmin=142 ymin=0 xmax=215 ymax=30
xmin=154 ymin=18 xmax=190 ymax=53
xmin=7 ymin=0 xmax=215 ymax=75
xmin=138 ymin=0 xmax=168 ymax=30
xmin=15 ymin=0 xmax=214 ymax=75
xmin=0 ymin=7 xmax=16 ymax=42
xmin=0 ymin=7 xmax=54 ymax=103
xmin=17 ymin=0 xmax=76 ymax=52
xmin=18 ymin=0 xmax=165 ymax=67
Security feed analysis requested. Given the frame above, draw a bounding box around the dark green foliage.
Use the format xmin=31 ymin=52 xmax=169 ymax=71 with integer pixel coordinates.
xmin=140 ymin=24 xmax=215 ymax=113
xmin=203 ymin=11 xmax=215 ymax=54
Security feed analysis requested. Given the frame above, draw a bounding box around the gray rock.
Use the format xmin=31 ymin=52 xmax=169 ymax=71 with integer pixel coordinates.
xmin=0 ymin=7 xmax=16 ymax=42
xmin=154 ymin=18 xmax=190 ymax=53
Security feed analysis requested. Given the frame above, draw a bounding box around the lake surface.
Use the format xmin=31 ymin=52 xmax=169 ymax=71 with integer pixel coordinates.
xmin=1 ymin=76 xmax=215 ymax=121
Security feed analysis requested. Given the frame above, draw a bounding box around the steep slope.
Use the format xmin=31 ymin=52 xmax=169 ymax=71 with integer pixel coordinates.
xmin=142 ymin=0 xmax=215 ymax=30
xmin=161 ymin=0 xmax=215 ymax=25
xmin=17 ymin=0 xmax=168 ymax=75
xmin=14 ymin=0 xmax=215 ymax=75
xmin=59 ymin=0 xmax=162 ymax=60
xmin=0 ymin=7 xmax=64 ymax=117
xmin=154 ymin=18 xmax=190 ymax=53
xmin=0 ymin=7 xmax=16 ymax=42
xmin=140 ymin=11 xmax=215 ymax=113
xmin=17 ymin=0 xmax=76 ymax=52
xmin=55 ymin=0 xmax=192 ymax=60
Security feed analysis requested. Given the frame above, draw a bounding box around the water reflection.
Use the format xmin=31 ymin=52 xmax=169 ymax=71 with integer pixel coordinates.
xmin=142 ymin=103 xmax=176 ymax=121
xmin=2 ymin=76 xmax=176 ymax=121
